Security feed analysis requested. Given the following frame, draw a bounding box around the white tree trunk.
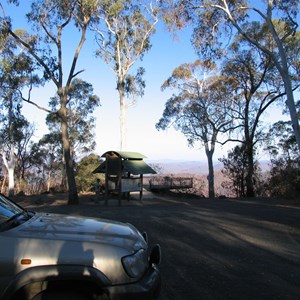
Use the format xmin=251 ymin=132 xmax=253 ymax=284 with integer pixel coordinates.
xmin=1 ymin=147 xmax=16 ymax=196
xmin=47 ymin=170 xmax=52 ymax=192
xmin=1 ymin=174 xmax=7 ymax=194
xmin=279 ymin=66 xmax=300 ymax=153
xmin=8 ymin=167 xmax=15 ymax=196
xmin=221 ymin=0 xmax=300 ymax=153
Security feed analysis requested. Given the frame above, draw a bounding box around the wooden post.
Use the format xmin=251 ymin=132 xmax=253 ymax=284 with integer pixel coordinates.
xmin=127 ymin=172 xmax=131 ymax=201
xmin=140 ymin=174 xmax=143 ymax=202
xmin=117 ymin=157 xmax=122 ymax=206
xmin=105 ymin=156 xmax=109 ymax=206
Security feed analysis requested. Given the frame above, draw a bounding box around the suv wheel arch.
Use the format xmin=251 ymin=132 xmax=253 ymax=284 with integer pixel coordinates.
xmin=1 ymin=265 xmax=111 ymax=300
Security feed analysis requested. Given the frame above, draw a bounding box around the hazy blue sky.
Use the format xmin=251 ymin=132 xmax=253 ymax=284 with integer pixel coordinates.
xmin=3 ymin=1 xmax=289 ymax=163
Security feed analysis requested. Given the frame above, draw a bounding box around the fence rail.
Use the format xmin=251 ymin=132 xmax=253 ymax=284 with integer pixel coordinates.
xmin=148 ymin=176 xmax=193 ymax=190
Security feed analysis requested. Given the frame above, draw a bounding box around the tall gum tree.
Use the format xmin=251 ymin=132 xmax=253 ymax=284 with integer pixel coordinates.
xmin=161 ymin=0 xmax=300 ymax=154
xmin=0 ymin=33 xmax=39 ymax=196
xmin=221 ymin=21 xmax=300 ymax=197
xmin=222 ymin=51 xmax=285 ymax=196
xmin=156 ymin=60 xmax=236 ymax=198
xmin=47 ymin=78 xmax=100 ymax=161
xmin=0 ymin=0 xmax=99 ymax=204
xmin=92 ymin=0 xmax=158 ymax=150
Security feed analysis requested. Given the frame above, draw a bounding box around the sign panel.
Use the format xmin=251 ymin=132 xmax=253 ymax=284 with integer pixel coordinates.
xmin=121 ymin=178 xmax=142 ymax=192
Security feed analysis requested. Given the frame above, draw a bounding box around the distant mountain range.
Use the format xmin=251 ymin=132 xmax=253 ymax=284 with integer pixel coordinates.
xmin=146 ymin=160 xmax=221 ymax=174
xmin=146 ymin=159 xmax=270 ymax=175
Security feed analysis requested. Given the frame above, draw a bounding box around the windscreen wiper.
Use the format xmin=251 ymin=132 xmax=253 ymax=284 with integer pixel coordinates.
xmin=0 ymin=210 xmax=32 ymax=231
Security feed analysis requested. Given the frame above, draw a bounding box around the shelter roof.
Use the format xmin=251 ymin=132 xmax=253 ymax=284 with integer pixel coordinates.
xmin=123 ymin=160 xmax=156 ymax=175
xmin=101 ymin=151 xmax=146 ymax=160
xmin=92 ymin=160 xmax=156 ymax=175
xmin=92 ymin=150 xmax=156 ymax=175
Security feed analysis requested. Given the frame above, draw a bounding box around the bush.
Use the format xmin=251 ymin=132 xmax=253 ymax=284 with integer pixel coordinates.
xmin=264 ymin=158 xmax=300 ymax=199
xmin=75 ymin=154 xmax=104 ymax=193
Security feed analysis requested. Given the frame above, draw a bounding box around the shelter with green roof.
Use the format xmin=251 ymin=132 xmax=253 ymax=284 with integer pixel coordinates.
xmin=92 ymin=151 xmax=156 ymax=204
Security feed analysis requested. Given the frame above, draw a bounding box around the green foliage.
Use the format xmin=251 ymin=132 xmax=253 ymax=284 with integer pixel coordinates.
xmin=93 ymin=0 xmax=158 ymax=148
xmin=0 ymin=115 xmax=35 ymax=183
xmin=157 ymin=60 xmax=232 ymax=139
xmin=263 ymin=109 xmax=300 ymax=199
xmin=47 ymin=78 xmax=100 ymax=159
xmin=160 ymin=0 xmax=300 ymax=152
xmin=0 ymin=32 xmax=41 ymax=195
xmin=0 ymin=34 xmax=41 ymax=117
xmin=157 ymin=60 xmax=235 ymax=197
xmin=75 ymin=154 xmax=104 ymax=193
xmin=266 ymin=158 xmax=300 ymax=199
xmin=32 ymin=133 xmax=63 ymax=173
xmin=220 ymin=145 xmax=248 ymax=198
xmin=124 ymin=67 xmax=145 ymax=98
xmin=220 ymin=25 xmax=293 ymax=197
xmin=1 ymin=0 xmax=101 ymax=203
xmin=162 ymin=0 xmax=300 ymax=62
xmin=220 ymin=144 xmax=260 ymax=198
xmin=95 ymin=0 xmax=157 ymax=68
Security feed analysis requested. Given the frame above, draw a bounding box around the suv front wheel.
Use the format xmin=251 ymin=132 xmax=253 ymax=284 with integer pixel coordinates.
xmin=32 ymin=289 xmax=95 ymax=300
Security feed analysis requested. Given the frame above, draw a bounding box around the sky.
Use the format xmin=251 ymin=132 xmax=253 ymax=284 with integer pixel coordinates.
xmin=2 ymin=1 xmax=291 ymax=164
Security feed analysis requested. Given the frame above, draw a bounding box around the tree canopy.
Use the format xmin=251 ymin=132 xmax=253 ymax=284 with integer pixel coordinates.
xmin=92 ymin=0 xmax=158 ymax=149
xmin=160 ymin=0 xmax=300 ymax=153
xmin=0 ymin=0 xmax=100 ymax=203
xmin=157 ymin=60 xmax=235 ymax=197
xmin=0 ymin=0 xmax=298 ymax=199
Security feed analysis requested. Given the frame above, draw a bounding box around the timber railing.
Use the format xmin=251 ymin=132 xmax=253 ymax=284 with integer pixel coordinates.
xmin=148 ymin=176 xmax=193 ymax=191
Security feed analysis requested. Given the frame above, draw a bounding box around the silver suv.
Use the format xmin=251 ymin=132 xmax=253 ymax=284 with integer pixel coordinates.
xmin=0 ymin=193 xmax=161 ymax=300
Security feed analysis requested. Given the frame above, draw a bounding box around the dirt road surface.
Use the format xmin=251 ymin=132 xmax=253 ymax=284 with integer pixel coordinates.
xmin=17 ymin=192 xmax=300 ymax=300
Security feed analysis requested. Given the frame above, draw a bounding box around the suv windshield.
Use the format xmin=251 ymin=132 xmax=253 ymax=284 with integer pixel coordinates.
xmin=0 ymin=194 xmax=31 ymax=230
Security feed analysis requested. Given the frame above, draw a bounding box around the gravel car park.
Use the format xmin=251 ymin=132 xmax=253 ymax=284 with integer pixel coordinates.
xmin=0 ymin=193 xmax=161 ymax=300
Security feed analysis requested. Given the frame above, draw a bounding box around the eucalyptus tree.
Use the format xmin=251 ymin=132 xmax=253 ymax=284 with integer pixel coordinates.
xmin=47 ymin=78 xmax=100 ymax=161
xmin=11 ymin=119 xmax=35 ymax=190
xmin=37 ymin=78 xmax=100 ymax=192
xmin=0 ymin=115 xmax=35 ymax=195
xmin=219 ymin=144 xmax=261 ymax=198
xmin=160 ymin=0 xmax=300 ymax=153
xmin=156 ymin=60 xmax=235 ymax=198
xmin=0 ymin=0 xmax=99 ymax=204
xmin=263 ymin=102 xmax=299 ymax=198
xmin=75 ymin=153 xmax=103 ymax=193
xmin=221 ymin=53 xmax=274 ymax=196
xmin=92 ymin=0 xmax=159 ymax=150
xmin=220 ymin=20 xmax=299 ymax=197
xmin=0 ymin=33 xmax=39 ymax=196
xmin=29 ymin=133 xmax=63 ymax=193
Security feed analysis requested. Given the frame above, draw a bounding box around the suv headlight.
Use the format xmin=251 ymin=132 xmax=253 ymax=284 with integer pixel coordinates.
xmin=122 ymin=249 xmax=148 ymax=278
